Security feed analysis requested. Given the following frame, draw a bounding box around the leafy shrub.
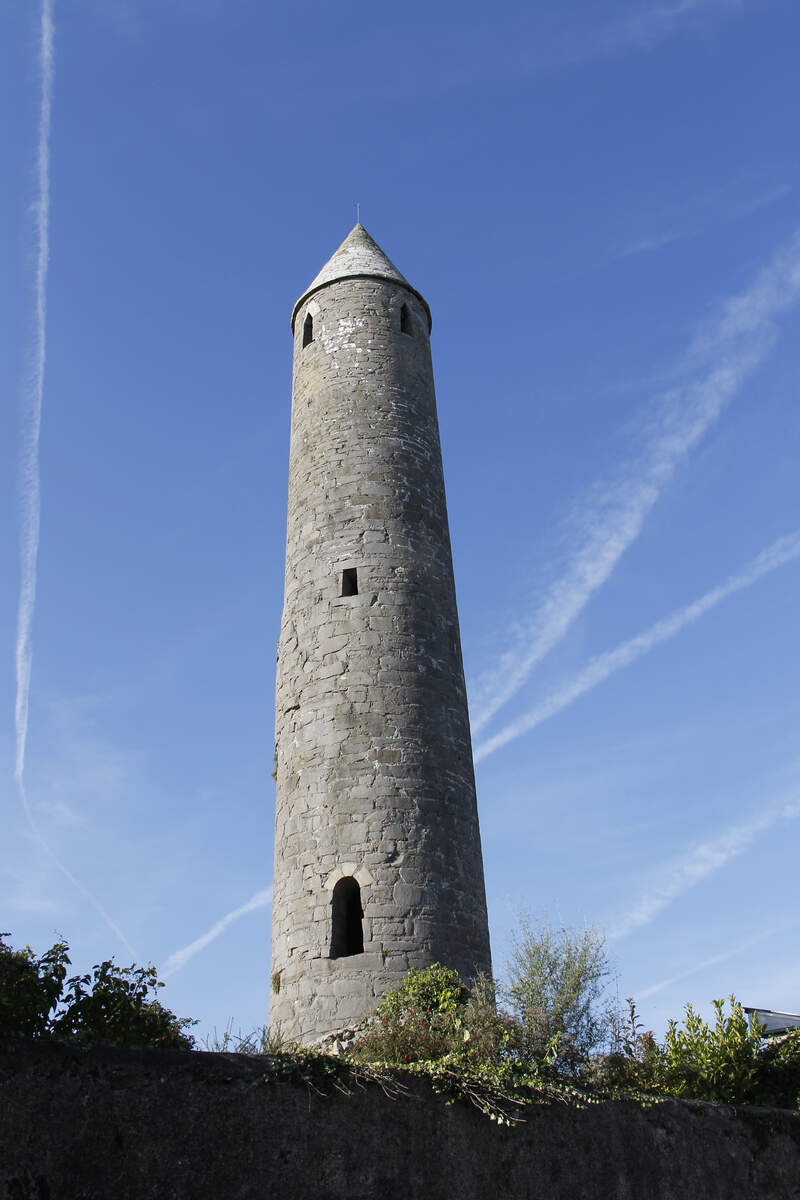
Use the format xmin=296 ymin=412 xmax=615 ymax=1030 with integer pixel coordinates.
xmin=0 ymin=935 xmax=69 ymax=1038
xmin=350 ymin=964 xmax=509 ymax=1066
xmin=753 ymin=1029 xmax=800 ymax=1110
xmin=586 ymin=997 xmax=661 ymax=1092
xmin=351 ymin=1007 xmax=457 ymax=1064
xmin=51 ymin=958 xmax=196 ymax=1049
xmin=584 ymin=997 xmax=800 ymax=1111
xmin=0 ymin=934 xmax=195 ymax=1050
xmin=504 ymin=916 xmax=615 ymax=1075
xmin=658 ymin=996 xmax=762 ymax=1105
xmin=375 ymin=963 xmax=469 ymax=1020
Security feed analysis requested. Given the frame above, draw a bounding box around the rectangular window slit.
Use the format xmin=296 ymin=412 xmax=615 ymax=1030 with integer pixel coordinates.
xmin=341 ymin=567 xmax=359 ymax=596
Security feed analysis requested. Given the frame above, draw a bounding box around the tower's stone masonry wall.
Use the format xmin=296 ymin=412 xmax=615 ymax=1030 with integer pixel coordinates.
xmin=271 ymin=273 xmax=491 ymax=1041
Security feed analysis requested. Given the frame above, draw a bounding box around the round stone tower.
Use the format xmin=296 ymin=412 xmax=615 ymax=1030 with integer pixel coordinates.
xmin=270 ymin=224 xmax=491 ymax=1042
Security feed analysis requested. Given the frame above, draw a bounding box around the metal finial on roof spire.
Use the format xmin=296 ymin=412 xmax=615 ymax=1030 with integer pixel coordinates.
xmin=355 ymin=201 xmax=360 ymax=224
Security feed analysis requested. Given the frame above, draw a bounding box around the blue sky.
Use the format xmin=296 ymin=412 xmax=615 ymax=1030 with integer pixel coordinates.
xmin=2 ymin=0 xmax=799 ymax=1043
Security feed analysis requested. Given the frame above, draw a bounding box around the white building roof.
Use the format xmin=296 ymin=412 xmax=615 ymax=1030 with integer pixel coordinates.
xmin=745 ymin=1007 xmax=800 ymax=1035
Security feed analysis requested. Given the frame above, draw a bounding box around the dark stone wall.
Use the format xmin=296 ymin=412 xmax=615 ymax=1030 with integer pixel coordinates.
xmin=2 ymin=1043 xmax=799 ymax=1200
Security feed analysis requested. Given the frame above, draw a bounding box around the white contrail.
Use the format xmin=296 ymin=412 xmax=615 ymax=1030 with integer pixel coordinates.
xmin=613 ymin=0 xmax=744 ymax=52
xmin=161 ymin=886 xmax=273 ymax=979
xmin=15 ymin=0 xmax=53 ymax=798
xmin=636 ymin=929 xmax=779 ymax=1001
xmin=469 ymin=227 xmax=800 ymax=736
xmin=13 ymin=2 xmax=136 ymax=959
xmin=608 ymin=798 xmax=800 ymax=942
xmin=544 ymin=0 xmax=747 ymax=71
xmin=474 ymin=531 xmax=800 ymax=763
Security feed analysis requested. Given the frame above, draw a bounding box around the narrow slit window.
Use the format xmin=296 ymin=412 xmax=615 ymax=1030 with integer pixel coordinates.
xmin=330 ymin=877 xmax=364 ymax=958
xmin=302 ymin=313 xmax=314 ymax=347
xmin=400 ymin=303 xmax=412 ymax=336
xmin=341 ymin=567 xmax=358 ymax=596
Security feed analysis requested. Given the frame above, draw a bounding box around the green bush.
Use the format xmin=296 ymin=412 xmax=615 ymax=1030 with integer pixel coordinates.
xmin=0 ymin=935 xmax=69 ymax=1038
xmin=585 ymin=997 xmax=800 ymax=1111
xmin=586 ymin=997 xmax=662 ymax=1092
xmin=51 ymin=958 xmax=196 ymax=1049
xmin=504 ymin=917 xmax=614 ymax=1075
xmin=350 ymin=964 xmax=509 ymax=1066
xmin=375 ymin=963 xmax=469 ymax=1020
xmin=0 ymin=934 xmax=195 ymax=1050
xmin=753 ymin=1029 xmax=800 ymax=1110
xmin=658 ymin=996 xmax=762 ymax=1105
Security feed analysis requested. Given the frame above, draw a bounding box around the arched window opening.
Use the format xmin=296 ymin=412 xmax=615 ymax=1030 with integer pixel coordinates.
xmin=330 ymin=877 xmax=364 ymax=958
xmin=302 ymin=313 xmax=314 ymax=347
xmin=400 ymin=303 xmax=412 ymax=336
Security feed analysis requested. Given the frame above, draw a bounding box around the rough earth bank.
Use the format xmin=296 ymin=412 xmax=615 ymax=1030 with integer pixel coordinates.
xmin=2 ymin=1041 xmax=799 ymax=1200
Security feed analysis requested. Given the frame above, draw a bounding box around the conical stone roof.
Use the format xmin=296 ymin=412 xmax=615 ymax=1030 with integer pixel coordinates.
xmin=291 ymin=224 xmax=431 ymax=332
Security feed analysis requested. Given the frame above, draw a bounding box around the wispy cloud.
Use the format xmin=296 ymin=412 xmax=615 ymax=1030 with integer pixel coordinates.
xmin=161 ymin=886 xmax=273 ymax=979
xmin=608 ymin=798 xmax=800 ymax=941
xmin=496 ymin=0 xmax=751 ymax=81
xmin=474 ymin=532 xmax=800 ymax=763
xmin=617 ymin=183 xmax=791 ymax=261
xmin=636 ymin=928 xmax=779 ymax=1000
xmin=87 ymin=0 xmax=235 ymax=40
xmin=6 ymin=857 xmax=68 ymax=917
xmin=469 ymin=227 xmax=800 ymax=736
xmin=12 ymin=3 xmax=135 ymax=958
xmin=586 ymin=0 xmax=746 ymax=60
xmin=620 ymin=226 xmax=703 ymax=259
